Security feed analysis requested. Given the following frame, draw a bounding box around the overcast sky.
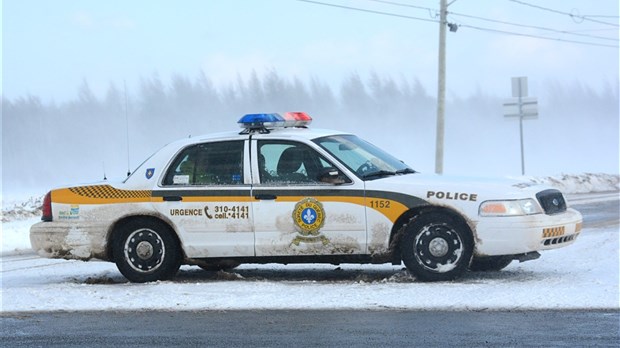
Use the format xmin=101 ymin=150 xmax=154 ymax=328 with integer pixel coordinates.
xmin=2 ymin=0 xmax=618 ymax=103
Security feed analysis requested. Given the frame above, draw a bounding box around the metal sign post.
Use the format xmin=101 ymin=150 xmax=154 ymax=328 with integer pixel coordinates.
xmin=503 ymin=77 xmax=538 ymax=175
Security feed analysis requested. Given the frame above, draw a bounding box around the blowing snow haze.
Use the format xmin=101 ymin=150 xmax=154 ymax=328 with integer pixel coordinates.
xmin=1 ymin=0 xmax=619 ymax=198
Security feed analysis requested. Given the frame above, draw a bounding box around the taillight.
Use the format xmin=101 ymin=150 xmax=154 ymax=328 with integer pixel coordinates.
xmin=42 ymin=191 xmax=53 ymax=221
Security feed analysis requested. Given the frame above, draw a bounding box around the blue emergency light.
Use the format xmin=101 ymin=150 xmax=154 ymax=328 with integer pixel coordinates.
xmin=238 ymin=112 xmax=312 ymax=131
xmin=237 ymin=113 xmax=284 ymax=129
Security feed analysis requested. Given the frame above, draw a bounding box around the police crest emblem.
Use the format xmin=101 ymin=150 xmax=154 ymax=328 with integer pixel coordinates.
xmin=145 ymin=168 xmax=155 ymax=179
xmin=292 ymin=197 xmax=329 ymax=245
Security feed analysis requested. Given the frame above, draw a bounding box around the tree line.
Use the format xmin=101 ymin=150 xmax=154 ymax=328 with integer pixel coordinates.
xmin=2 ymin=70 xmax=618 ymax=194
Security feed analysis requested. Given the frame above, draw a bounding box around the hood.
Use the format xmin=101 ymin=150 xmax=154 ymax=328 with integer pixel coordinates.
xmin=364 ymin=173 xmax=555 ymax=203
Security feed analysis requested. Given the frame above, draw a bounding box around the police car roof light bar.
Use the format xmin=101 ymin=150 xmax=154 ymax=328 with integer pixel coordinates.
xmin=282 ymin=111 xmax=312 ymax=128
xmin=238 ymin=112 xmax=313 ymax=134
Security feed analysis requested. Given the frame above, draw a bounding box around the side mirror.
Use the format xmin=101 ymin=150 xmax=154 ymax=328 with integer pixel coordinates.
xmin=318 ymin=167 xmax=345 ymax=185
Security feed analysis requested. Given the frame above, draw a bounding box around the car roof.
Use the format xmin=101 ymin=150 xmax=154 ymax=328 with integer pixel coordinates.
xmin=171 ymin=127 xmax=351 ymax=147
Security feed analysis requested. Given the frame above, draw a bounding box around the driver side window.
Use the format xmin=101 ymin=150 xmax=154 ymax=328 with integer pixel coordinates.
xmin=258 ymin=141 xmax=349 ymax=185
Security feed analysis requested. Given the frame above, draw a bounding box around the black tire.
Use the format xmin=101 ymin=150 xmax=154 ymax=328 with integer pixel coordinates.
xmin=112 ymin=218 xmax=181 ymax=283
xmin=400 ymin=212 xmax=473 ymax=282
xmin=469 ymin=256 xmax=513 ymax=272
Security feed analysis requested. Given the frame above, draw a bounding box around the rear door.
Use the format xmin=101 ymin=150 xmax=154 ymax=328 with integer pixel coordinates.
xmin=152 ymin=139 xmax=254 ymax=258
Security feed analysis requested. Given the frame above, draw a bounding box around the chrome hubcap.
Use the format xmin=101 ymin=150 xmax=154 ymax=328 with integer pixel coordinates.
xmin=428 ymin=237 xmax=449 ymax=257
xmin=124 ymin=229 xmax=165 ymax=273
xmin=414 ymin=223 xmax=464 ymax=273
xmin=136 ymin=241 xmax=154 ymax=260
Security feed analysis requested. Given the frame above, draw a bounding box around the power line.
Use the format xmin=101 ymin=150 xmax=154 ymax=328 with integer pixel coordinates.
xmin=459 ymin=23 xmax=619 ymax=48
xmin=508 ymin=0 xmax=620 ymax=27
xmin=366 ymin=0 xmax=437 ymax=14
xmin=449 ymin=11 xmax=618 ymax=42
xmin=295 ymin=0 xmax=439 ymax=24
xmin=583 ymin=14 xmax=620 ymax=19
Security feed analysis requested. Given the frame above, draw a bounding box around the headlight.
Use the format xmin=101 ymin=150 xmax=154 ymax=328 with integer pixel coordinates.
xmin=479 ymin=199 xmax=543 ymax=217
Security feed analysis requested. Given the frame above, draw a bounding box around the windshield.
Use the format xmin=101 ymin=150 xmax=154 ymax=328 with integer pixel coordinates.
xmin=313 ymin=134 xmax=415 ymax=180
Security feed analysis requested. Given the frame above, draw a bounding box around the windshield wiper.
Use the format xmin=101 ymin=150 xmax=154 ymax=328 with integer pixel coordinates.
xmin=361 ymin=170 xmax=397 ymax=179
xmin=395 ymin=168 xmax=417 ymax=174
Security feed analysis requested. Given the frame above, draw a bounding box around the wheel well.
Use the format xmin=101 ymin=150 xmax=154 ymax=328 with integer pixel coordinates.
xmin=105 ymin=215 xmax=183 ymax=261
xmin=388 ymin=205 xmax=474 ymax=263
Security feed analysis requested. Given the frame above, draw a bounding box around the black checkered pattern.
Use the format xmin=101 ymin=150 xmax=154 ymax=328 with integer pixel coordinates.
xmin=68 ymin=185 xmax=151 ymax=199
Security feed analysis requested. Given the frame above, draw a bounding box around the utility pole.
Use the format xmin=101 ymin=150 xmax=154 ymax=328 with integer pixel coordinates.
xmin=435 ymin=0 xmax=448 ymax=175
xmin=517 ymin=80 xmax=526 ymax=175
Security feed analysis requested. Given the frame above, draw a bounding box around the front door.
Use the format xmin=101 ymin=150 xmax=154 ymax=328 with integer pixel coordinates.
xmin=250 ymin=138 xmax=367 ymax=256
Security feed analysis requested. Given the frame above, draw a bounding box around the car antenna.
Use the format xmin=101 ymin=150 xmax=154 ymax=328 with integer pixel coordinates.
xmin=124 ymin=80 xmax=131 ymax=177
xmin=103 ymin=161 xmax=107 ymax=181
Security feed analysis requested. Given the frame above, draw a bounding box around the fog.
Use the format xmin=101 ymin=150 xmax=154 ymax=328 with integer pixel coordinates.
xmin=2 ymin=71 xmax=618 ymax=198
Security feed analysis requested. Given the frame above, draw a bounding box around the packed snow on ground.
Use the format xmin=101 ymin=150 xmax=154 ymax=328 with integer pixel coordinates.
xmin=1 ymin=173 xmax=618 ymax=312
xmin=512 ymin=173 xmax=620 ymax=194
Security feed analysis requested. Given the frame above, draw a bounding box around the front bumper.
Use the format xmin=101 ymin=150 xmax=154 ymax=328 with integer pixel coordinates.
xmin=29 ymin=221 xmax=109 ymax=260
xmin=474 ymin=208 xmax=583 ymax=256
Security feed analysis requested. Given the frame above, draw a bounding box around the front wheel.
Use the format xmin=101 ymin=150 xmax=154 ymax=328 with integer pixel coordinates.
xmin=113 ymin=219 xmax=181 ymax=283
xmin=400 ymin=212 xmax=473 ymax=281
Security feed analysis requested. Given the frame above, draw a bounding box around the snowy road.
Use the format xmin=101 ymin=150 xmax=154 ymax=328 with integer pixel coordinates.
xmin=1 ymin=192 xmax=618 ymax=313
xmin=569 ymin=192 xmax=619 ymax=230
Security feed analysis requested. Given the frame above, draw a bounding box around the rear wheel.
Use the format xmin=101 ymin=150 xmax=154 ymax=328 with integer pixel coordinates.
xmin=400 ymin=212 xmax=473 ymax=281
xmin=113 ymin=219 xmax=181 ymax=283
xmin=469 ymin=256 xmax=513 ymax=272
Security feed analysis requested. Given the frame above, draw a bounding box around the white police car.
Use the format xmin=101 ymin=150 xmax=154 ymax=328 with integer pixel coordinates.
xmin=30 ymin=112 xmax=583 ymax=282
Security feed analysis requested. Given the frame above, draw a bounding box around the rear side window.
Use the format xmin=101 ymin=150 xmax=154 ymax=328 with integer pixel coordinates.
xmin=163 ymin=141 xmax=244 ymax=186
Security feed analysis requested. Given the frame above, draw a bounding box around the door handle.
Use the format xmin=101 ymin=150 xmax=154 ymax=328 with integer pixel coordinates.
xmin=163 ymin=196 xmax=183 ymax=202
xmin=254 ymin=194 xmax=277 ymax=200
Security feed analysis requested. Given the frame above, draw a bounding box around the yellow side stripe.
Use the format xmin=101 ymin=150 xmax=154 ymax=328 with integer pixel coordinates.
xmin=53 ymin=187 xmax=409 ymax=224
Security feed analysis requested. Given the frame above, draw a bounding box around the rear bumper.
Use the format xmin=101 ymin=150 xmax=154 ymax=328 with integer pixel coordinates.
xmin=29 ymin=221 xmax=109 ymax=260
xmin=474 ymin=208 xmax=583 ymax=256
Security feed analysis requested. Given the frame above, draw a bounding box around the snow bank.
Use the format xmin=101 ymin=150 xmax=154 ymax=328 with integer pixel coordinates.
xmin=517 ymin=173 xmax=620 ymax=194
xmin=1 ymin=196 xmax=43 ymax=222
